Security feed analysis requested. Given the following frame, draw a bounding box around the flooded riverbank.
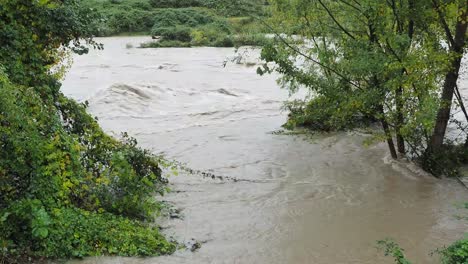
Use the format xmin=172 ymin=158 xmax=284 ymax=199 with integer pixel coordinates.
xmin=63 ymin=37 xmax=468 ymax=264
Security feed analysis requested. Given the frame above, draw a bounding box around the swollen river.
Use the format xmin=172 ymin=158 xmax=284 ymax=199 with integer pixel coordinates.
xmin=64 ymin=37 xmax=468 ymax=264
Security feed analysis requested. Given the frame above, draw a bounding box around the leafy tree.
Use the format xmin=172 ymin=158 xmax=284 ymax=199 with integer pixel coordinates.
xmin=429 ymin=0 xmax=468 ymax=151
xmin=260 ymin=0 xmax=468 ymax=174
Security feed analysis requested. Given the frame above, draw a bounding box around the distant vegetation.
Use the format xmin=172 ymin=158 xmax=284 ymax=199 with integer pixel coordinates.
xmin=82 ymin=0 xmax=272 ymax=47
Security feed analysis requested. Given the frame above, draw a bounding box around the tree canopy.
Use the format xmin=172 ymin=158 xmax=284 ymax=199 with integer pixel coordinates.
xmin=260 ymin=0 xmax=468 ymax=176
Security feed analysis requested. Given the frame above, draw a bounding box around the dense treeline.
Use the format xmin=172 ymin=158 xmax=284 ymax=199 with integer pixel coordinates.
xmin=82 ymin=0 xmax=272 ymax=47
xmin=0 ymin=0 xmax=175 ymax=262
xmin=261 ymin=0 xmax=468 ymax=262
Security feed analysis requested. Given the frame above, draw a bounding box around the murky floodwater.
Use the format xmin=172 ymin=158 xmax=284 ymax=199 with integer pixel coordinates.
xmin=63 ymin=37 xmax=468 ymax=264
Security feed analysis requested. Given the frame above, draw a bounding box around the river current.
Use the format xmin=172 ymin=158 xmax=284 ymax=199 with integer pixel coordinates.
xmin=63 ymin=37 xmax=468 ymax=264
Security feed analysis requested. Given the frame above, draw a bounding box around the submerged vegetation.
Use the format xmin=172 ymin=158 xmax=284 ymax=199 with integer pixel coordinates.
xmin=262 ymin=0 xmax=468 ymax=262
xmin=261 ymin=0 xmax=468 ymax=177
xmin=0 ymin=0 xmax=175 ymax=262
xmin=82 ymin=0 xmax=272 ymax=47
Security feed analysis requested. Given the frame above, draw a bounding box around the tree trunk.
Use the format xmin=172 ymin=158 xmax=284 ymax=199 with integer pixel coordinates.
xmin=430 ymin=59 xmax=461 ymax=149
xmin=378 ymin=105 xmax=398 ymax=159
xmin=430 ymin=6 xmax=468 ymax=150
xmin=382 ymin=118 xmax=398 ymax=159
xmin=396 ymin=86 xmax=405 ymax=154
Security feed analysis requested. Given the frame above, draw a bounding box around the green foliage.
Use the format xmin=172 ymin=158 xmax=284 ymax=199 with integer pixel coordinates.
xmin=0 ymin=0 xmax=175 ymax=261
xmin=1 ymin=204 xmax=175 ymax=259
xmin=140 ymin=40 xmax=192 ymax=48
xmin=377 ymin=239 xmax=412 ymax=264
xmin=203 ymin=0 xmax=268 ymax=17
xmin=151 ymin=8 xmax=216 ymax=31
xmin=421 ymin=143 xmax=468 ymax=177
xmin=0 ymin=70 xmax=174 ymax=260
xmin=231 ymin=34 xmax=274 ymax=47
xmin=262 ymin=0 xmax=467 ymax=174
xmin=141 ymin=7 xmax=271 ymax=47
xmin=282 ymin=97 xmax=376 ymax=131
xmin=153 ymin=26 xmax=193 ymax=42
xmin=82 ymin=0 xmax=272 ymax=47
xmin=149 ymin=0 xmax=202 ymax=8
xmin=0 ymin=0 xmax=102 ymax=88
xmin=439 ymin=238 xmax=468 ymax=264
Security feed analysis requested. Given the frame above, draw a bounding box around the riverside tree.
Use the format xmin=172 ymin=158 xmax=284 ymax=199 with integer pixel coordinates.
xmin=259 ymin=0 xmax=468 ymax=175
xmin=0 ymin=0 xmax=175 ymax=261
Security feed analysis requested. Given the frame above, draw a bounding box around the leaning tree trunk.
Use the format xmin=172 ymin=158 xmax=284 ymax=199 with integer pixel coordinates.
xmin=430 ymin=56 xmax=464 ymax=149
xmin=378 ymin=105 xmax=398 ymax=159
xmin=382 ymin=118 xmax=398 ymax=159
xmin=430 ymin=3 xmax=468 ymax=150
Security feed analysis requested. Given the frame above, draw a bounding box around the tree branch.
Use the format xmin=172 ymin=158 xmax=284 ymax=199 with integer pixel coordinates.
xmin=431 ymin=0 xmax=455 ymax=48
xmin=253 ymin=16 xmax=362 ymax=90
xmin=317 ymin=0 xmax=357 ymax=40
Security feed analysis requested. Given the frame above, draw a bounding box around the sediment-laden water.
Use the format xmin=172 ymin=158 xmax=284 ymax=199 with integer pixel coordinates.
xmin=63 ymin=37 xmax=468 ymax=264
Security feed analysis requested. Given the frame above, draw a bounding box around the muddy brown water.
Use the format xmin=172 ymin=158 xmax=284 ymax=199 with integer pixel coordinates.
xmin=63 ymin=37 xmax=468 ymax=264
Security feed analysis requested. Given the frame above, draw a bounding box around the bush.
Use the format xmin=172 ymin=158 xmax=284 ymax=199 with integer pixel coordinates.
xmin=149 ymin=0 xmax=201 ymax=8
xmin=82 ymin=0 xmax=270 ymax=37
xmin=0 ymin=71 xmax=175 ymax=260
xmin=106 ymin=9 xmax=155 ymax=34
xmin=213 ymin=36 xmax=235 ymax=47
xmin=1 ymin=203 xmax=175 ymax=259
xmin=203 ymin=0 xmax=267 ymax=17
xmin=190 ymin=22 xmax=232 ymax=46
xmin=128 ymin=0 xmax=153 ymax=9
xmin=282 ymin=96 xmax=376 ymax=131
xmin=153 ymin=26 xmax=192 ymax=42
xmin=140 ymin=40 xmax=192 ymax=48
xmin=232 ymin=33 xmax=272 ymax=47
xmin=377 ymin=239 xmax=412 ymax=264
xmin=151 ymin=8 xmax=215 ymax=30
xmin=439 ymin=238 xmax=468 ymax=264
xmin=0 ymin=0 xmax=175 ymax=261
xmin=421 ymin=143 xmax=468 ymax=177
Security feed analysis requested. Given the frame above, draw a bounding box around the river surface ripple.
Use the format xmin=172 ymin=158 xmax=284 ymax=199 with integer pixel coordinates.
xmin=63 ymin=37 xmax=468 ymax=264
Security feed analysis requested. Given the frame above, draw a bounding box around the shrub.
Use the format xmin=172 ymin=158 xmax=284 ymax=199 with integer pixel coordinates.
xmin=1 ymin=203 xmax=175 ymax=259
xmin=420 ymin=143 xmax=468 ymax=177
xmin=232 ymin=33 xmax=272 ymax=47
xmin=153 ymin=26 xmax=192 ymax=42
xmin=282 ymin=96 xmax=376 ymax=131
xmin=149 ymin=0 xmax=201 ymax=8
xmin=377 ymin=239 xmax=412 ymax=264
xmin=151 ymin=8 xmax=215 ymax=30
xmin=439 ymin=238 xmax=468 ymax=264
xmin=128 ymin=0 xmax=153 ymax=9
xmin=212 ymin=36 xmax=235 ymax=47
xmin=189 ymin=22 xmax=232 ymax=46
xmin=140 ymin=40 xmax=192 ymax=48
xmin=203 ymin=0 xmax=267 ymax=17
xmin=0 ymin=71 xmax=175 ymax=260
xmin=106 ymin=9 xmax=155 ymax=34
xmin=81 ymin=0 xmax=272 ymax=45
xmin=0 ymin=0 xmax=175 ymax=261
